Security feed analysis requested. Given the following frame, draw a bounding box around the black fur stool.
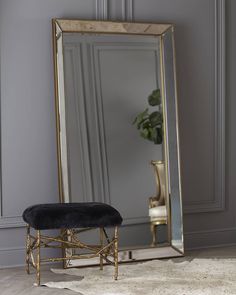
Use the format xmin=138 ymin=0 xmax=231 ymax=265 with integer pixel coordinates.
xmin=22 ymin=202 xmax=123 ymax=286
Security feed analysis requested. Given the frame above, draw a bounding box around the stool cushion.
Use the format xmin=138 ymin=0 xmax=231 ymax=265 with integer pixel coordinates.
xmin=22 ymin=202 xmax=123 ymax=230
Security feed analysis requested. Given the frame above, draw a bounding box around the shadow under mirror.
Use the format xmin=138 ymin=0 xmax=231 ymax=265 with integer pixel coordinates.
xmin=53 ymin=20 xmax=183 ymax=266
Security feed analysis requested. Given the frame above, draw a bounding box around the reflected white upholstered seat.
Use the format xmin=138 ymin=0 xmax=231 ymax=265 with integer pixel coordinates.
xmin=149 ymin=205 xmax=167 ymax=220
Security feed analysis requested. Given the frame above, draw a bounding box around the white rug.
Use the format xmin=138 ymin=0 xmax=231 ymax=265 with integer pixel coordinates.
xmin=44 ymin=258 xmax=236 ymax=295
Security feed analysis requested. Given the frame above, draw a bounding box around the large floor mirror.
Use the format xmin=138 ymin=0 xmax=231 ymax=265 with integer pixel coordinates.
xmin=52 ymin=19 xmax=184 ymax=267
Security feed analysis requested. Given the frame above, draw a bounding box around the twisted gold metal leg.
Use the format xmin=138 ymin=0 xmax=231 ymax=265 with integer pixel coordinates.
xmin=26 ymin=225 xmax=31 ymax=274
xmin=114 ymin=226 xmax=118 ymax=280
xmin=61 ymin=229 xmax=67 ymax=269
xmin=100 ymin=228 xmax=104 ymax=270
xmin=36 ymin=230 xmax=41 ymax=286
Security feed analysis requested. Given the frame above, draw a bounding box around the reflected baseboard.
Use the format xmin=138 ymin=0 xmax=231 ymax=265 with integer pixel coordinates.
xmin=67 ymin=245 xmax=183 ymax=268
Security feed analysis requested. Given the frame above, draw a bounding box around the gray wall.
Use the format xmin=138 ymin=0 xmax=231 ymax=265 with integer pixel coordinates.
xmin=0 ymin=0 xmax=235 ymax=267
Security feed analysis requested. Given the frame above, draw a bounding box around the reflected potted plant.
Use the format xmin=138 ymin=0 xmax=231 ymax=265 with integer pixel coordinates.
xmin=133 ymin=89 xmax=167 ymax=246
xmin=133 ymin=89 xmax=163 ymax=145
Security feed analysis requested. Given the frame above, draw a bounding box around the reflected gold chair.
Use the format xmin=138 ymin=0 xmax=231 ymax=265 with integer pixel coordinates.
xmin=149 ymin=161 xmax=167 ymax=246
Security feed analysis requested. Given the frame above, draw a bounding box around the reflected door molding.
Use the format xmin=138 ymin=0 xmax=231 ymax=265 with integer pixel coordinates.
xmin=63 ymin=45 xmax=94 ymax=203
xmin=91 ymin=41 xmax=161 ymax=225
xmin=183 ymin=0 xmax=225 ymax=213
xmin=61 ymin=34 xmax=162 ymax=225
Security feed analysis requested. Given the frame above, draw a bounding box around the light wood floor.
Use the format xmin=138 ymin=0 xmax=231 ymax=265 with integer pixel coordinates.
xmin=0 ymin=245 xmax=236 ymax=295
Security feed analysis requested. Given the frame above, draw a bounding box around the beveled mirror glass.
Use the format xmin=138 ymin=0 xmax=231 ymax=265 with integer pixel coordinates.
xmin=52 ymin=19 xmax=184 ymax=267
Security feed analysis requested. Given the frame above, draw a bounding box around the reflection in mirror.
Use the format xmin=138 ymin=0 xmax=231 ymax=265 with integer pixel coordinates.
xmin=162 ymin=29 xmax=184 ymax=253
xmin=53 ymin=20 xmax=183 ymax=265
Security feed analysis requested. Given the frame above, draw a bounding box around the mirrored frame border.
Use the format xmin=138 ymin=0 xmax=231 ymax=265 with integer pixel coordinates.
xmin=52 ymin=19 xmax=184 ymax=266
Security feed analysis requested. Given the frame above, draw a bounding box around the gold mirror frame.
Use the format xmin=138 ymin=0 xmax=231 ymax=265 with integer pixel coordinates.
xmin=52 ymin=19 xmax=184 ymax=266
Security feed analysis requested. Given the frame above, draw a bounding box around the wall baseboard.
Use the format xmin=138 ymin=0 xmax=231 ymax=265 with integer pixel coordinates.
xmin=185 ymin=227 xmax=236 ymax=250
xmin=0 ymin=247 xmax=25 ymax=268
xmin=1 ymin=228 xmax=236 ymax=268
xmin=0 ymin=247 xmax=60 ymax=269
xmin=186 ymin=242 xmax=236 ymax=252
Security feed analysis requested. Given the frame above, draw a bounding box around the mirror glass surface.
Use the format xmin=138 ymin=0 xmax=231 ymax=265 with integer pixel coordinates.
xmin=54 ymin=20 xmax=184 ymax=263
xmin=162 ymin=30 xmax=183 ymax=252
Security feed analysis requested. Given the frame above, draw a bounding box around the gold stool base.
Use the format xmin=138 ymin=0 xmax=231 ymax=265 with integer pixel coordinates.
xmin=25 ymin=225 xmax=119 ymax=286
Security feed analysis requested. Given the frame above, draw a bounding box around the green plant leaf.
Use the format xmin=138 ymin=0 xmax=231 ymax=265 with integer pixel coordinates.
xmin=140 ymin=128 xmax=149 ymax=140
xmin=149 ymin=111 xmax=162 ymax=127
xmin=155 ymin=127 xmax=163 ymax=144
xmin=142 ymin=121 xmax=151 ymax=129
xmin=133 ymin=108 xmax=149 ymax=125
xmin=149 ymin=127 xmax=162 ymax=144
xmin=148 ymin=89 xmax=161 ymax=106
xmin=137 ymin=118 xmax=148 ymax=130
xmin=133 ymin=89 xmax=163 ymax=145
xmin=150 ymin=128 xmax=157 ymax=142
